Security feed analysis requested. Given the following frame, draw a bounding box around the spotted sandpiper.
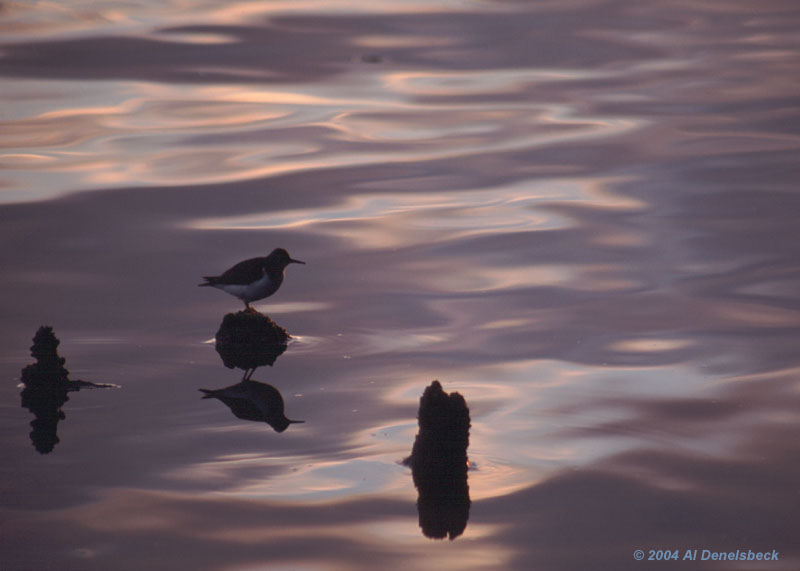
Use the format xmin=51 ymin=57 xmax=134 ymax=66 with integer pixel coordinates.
xmin=199 ymin=380 xmax=304 ymax=433
xmin=199 ymin=248 xmax=305 ymax=309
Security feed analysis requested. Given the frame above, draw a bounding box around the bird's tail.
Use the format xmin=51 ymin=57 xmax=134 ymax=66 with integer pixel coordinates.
xmin=198 ymin=278 xmax=214 ymax=287
xmin=199 ymin=389 xmax=216 ymax=398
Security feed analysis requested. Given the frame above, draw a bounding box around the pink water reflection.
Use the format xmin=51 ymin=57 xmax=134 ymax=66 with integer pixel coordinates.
xmin=2 ymin=0 xmax=800 ymax=569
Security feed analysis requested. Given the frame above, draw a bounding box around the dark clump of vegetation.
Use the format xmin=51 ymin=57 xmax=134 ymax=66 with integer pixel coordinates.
xmin=20 ymin=327 xmax=71 ymax=454
xmin=404 ymin=380 xmax=471 ymax=540
xmin=19 ymin=326 xmax=117 ymax=454
xmin=215 ymin=310 xmax=289 ymax=370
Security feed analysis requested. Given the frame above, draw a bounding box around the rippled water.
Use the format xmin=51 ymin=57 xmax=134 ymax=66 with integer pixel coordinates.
xmin=2 ymin=1 xmax=799 ymax=569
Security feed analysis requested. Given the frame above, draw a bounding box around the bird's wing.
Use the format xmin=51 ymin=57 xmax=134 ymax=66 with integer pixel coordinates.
xmin=212 ymin=257 xmax=266 ymax=285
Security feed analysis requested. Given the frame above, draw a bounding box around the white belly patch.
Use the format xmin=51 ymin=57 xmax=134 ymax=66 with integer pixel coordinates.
xmin=216 ymin=273 xmax=273 ymax=302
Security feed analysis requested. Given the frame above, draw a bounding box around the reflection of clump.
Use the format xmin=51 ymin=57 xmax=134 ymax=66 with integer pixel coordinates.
xmin=215 ymin=310 xmax=289 ymax=371
xmin=404 ymin=380 xmax=471 ymax=540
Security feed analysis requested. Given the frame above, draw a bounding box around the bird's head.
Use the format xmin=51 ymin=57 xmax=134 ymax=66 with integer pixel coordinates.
xmin=270 ymin=417 xmax=305 ymax=433
xmin=270 ymin=248 xmax=305 ymax=268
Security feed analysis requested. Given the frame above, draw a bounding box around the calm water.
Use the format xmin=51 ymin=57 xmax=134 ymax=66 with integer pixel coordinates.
xmin=2 ymin=1 xmax=799 ymax=569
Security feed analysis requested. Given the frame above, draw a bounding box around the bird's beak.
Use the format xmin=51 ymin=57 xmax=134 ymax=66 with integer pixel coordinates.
xmin=289 ymin=257 xmax=306 ymax=265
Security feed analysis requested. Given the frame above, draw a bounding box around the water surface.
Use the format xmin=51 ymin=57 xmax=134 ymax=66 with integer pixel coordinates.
xmin=2 ymin=1 xmax=799 ymax=570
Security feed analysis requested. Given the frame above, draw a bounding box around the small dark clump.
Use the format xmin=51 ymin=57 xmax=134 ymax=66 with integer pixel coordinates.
xmin=215 ymin=310 xmax=289 ymax=370
xmin=21 ymin=326 xmax=70 ymax=389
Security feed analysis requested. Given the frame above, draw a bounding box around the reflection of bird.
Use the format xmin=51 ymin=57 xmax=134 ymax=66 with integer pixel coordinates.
xmin=200 ymin=380 xmax=304 ymax=433
xmin=199 ymin=248 xmax=305 ymax=309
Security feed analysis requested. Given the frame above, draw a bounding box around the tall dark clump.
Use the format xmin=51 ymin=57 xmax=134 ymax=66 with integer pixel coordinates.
xmin=405 ymin=380 xmax=471 ymax=540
